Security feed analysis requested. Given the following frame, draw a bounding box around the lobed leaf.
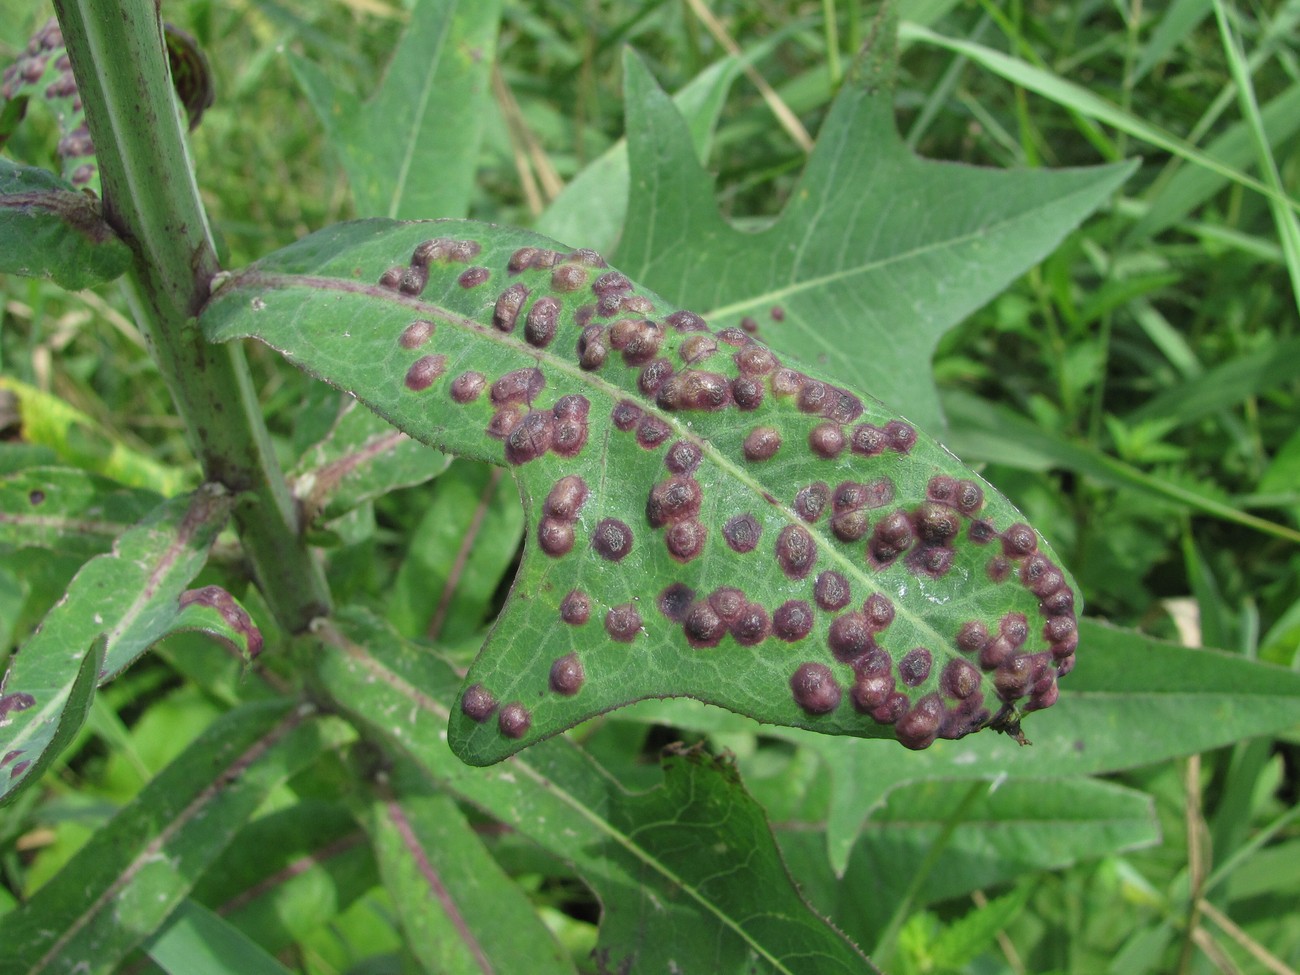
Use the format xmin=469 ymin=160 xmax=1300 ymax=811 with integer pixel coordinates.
xmin=612 ymin=48 xmax=1136 ymax=432
xmin=201 ymin=217 xmax=1080 ymax=764
xmin=287 ymin=0 xmax=502 ymax=221
xmin=312 ymin=609 xmax=873 ymax=974
xmin=0 ymin=486 xmax=248 ymax=804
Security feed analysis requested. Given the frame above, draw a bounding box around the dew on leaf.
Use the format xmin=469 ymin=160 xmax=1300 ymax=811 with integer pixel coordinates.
xmin=499 ymin=702 xmax=532 ymax=739
xmin=592 ymin=519 xmax=633 ymax=561
xmin=605 ymin=604 xmax=642 ymax=642
xmin=560 ymin=589 xmax=591 ymax=625
xmin=773 ymin=600 xmax=814 ymax=641
xmin=665 ymin=310 xmax=708 ymax=332
xmin=399 ymin=319 xmax=435 ymax=349
xmin=525 ymin=296 xmax=560 ymax=348
xmin=458 ymin=266 xmax=490 ymax=288
xmin=450 ymin=371 xmax=486 ymax=404
xmin=404 ymin=355 xmax=446 ymax=391
xmin=794 ymin=482 xmax=830 ymax=523
xmin=493 ymin=283 xmax=530 ymax=332
xmin=723 ymin=514 xmax=761 ymax=553
xmin=809 ymin=423 xmax=845 ymax=459
xmin=790 ymin=663 xmax=841 ymax=715
xmin=461 ymin=684 xmax=498 ymax=722
xmin=549 ymin=654 xmax=585 ymax=695
xmin=814 ymin=570 xmax=851 ymax=611
xmin=665 ymin=440 xmax=702 ymax=474
xmin=743 ymin=427 xmax=782 ymax=462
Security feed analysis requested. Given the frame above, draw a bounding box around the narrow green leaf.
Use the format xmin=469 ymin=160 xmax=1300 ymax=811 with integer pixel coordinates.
xmin=0 ymin=486 xmax=234 ymax=804
xmin=145 ymin=899 xmax=292 ymax=975
xmin=364 ymin=758 xmax=576 ymax=975
xmin=312 ymin=610 xmax=874 ymax=975
xmin=0 ymin=159 xmax=131 ymax=289
xmin=0 ymin=376 xmax=195 ymax=494
xmin=0 ymin=467 xmax=162 ymax=558
xmin=286 ymin=0 xmax=501 ymax=220
xmin=202 ymin=217 xmax=1081 ymax=762
xmin=289 ymin=397 xmax=452 ymax=526
xmin=612 ymin=47 xmax=1135 ymax=431
xmin=0 ymin=702 xmax=355 ymax=975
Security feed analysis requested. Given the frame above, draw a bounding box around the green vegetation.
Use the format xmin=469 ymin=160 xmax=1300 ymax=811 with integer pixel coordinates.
xmin=1 ymin=1 xmax=1298 ymax=972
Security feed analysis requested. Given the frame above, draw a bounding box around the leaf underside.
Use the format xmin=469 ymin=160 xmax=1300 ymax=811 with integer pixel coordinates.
xmin=201 ymin=218 xmax=1081 ymax=765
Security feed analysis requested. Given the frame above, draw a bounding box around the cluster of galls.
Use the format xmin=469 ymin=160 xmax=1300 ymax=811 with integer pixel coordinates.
xmin=2 ymin=19 xmax=94 ymax=187
xmin=0 ymin=691 xmax=35 ymax=781
xmin=390 ymin=237 xmax=1080 ymax=751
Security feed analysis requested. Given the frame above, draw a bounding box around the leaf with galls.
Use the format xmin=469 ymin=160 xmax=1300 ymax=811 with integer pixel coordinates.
xmin=201 ymin=219 xmax=1080 ymax=765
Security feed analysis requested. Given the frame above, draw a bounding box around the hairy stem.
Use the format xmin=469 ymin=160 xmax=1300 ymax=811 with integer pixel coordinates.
xmin=53 ymin=0 xmax=330 ymax=632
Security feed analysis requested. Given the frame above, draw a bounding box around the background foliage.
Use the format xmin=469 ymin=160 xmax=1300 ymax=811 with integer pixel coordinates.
xmin=1 ymin=0 xmax=1298 ymax=973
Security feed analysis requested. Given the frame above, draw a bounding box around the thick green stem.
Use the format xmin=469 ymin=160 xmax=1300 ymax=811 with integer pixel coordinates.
xmin=53 ymin=0 xmax=330 ymax=632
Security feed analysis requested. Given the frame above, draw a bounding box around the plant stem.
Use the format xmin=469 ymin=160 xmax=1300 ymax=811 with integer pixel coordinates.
xmin=53 ymin=0 xmax=330 ymax=633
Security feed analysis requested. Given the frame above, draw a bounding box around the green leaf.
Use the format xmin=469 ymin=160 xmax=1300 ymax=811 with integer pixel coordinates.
xmin=286 ymin=0 xmax=501 ymax=220
xmin=0 ymin=486 xmax=234 ymax=804
xmin=611 ymin=48 xmax=1135 ymax=431
xmin=145 ymin=900 xmax=293 ymax=975
xmin=363 ymin=757 xmax=577 ymax=975
xmin=0 ymin=376 xmax=195 ymax=494
xmin=0 ymin=702 xmax=354 ymax=975
xmin=0 ymin=467 xmax=162 ymax=558
xmin=289 ymin=397 xmax=452 ymax=526
xmin=0 ymin=159 xmax=130 ymax=289
xmin=202 ymin=218 xmax=1081 ymax=763
xmin=312 ymin=609 xmax=873 ymax=975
